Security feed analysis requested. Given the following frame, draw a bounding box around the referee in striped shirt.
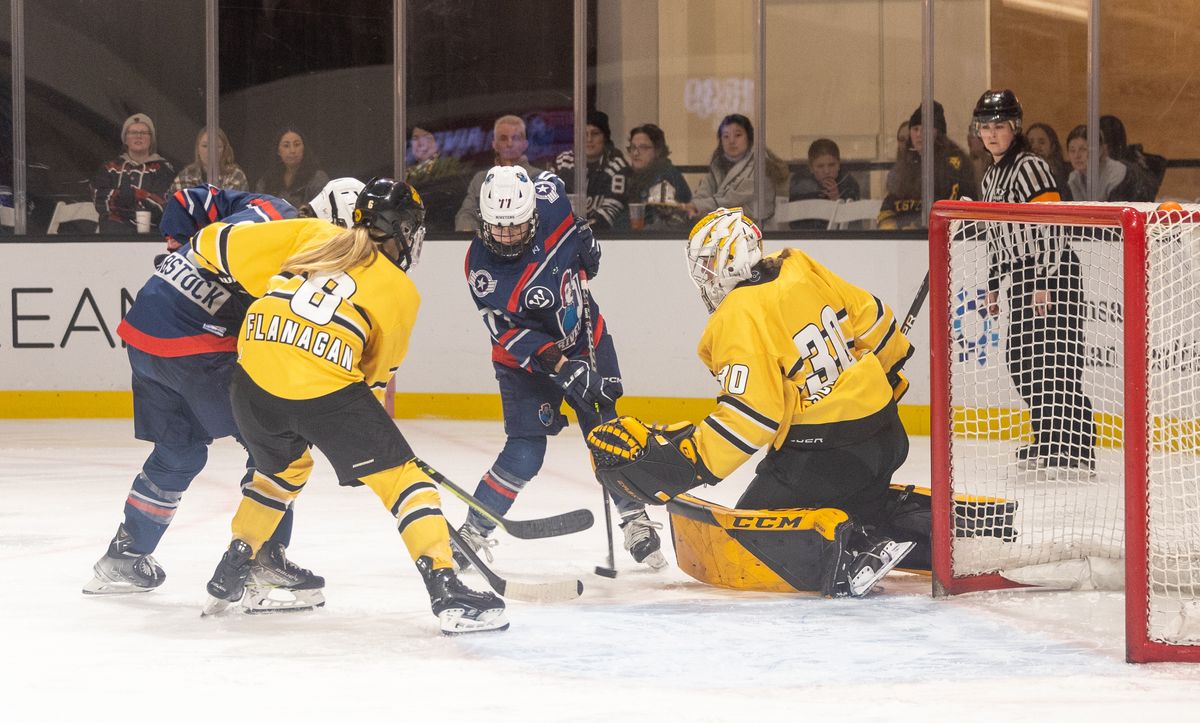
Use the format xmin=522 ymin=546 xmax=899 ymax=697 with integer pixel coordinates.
xmin=976 ymin=89 xmax=1096 ymax=474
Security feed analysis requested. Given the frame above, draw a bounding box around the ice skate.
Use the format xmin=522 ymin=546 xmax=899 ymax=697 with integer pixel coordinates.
xmin=840 ymin=537 xmax=915 ymax=598
xmin=417 ymin=556 xmax=509 ymax=635
xmin=620 ymin=511 xmax=668 ymax=570
xmin=450 ymin=520 xmax=497 ymax=572
xmin=242 ymin=542 xmax=326 ymax=614
xmin=201 ymin=539 xmax=253 ymax=616
xmin=82 ymin=524 xmax=165 ymax=595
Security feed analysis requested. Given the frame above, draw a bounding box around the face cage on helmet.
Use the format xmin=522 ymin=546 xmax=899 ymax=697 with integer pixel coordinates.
xmin=972 ymin=116 xmax=1022 ymax=137
xmin=686 ymin=247 xmax=731 ymax=314
xmin=369 ymin=210 xmax=426 ymax=271
xmin=480 ymin=211 xmax=539 ymax=259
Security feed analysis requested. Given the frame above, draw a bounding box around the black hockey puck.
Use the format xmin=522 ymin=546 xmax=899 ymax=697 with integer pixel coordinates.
xmin=594 ymin=566 xmax=618 ymax=578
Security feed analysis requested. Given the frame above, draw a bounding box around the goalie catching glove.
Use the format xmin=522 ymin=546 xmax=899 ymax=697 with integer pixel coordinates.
xmin=586 ymin=416 xmax=719 ymax=505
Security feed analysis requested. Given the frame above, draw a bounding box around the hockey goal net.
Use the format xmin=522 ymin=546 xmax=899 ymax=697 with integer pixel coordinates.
xmin=929 ymin=200 xmax=1200 ymax=663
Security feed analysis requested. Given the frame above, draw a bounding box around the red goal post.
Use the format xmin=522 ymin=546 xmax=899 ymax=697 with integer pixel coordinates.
xmin=928 ymin=199 xmax=1200 ymax=664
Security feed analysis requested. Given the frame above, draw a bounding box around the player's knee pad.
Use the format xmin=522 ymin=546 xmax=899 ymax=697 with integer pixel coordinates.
xmin=143 ymin=443 xmax=208 ymax=491
xmin=496 ymin=435 xmax=547 ymax=481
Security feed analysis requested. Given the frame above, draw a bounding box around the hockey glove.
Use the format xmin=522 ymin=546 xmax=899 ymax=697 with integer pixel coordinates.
xmin=586 ymin=417 xmax=715 ymax=505
xmin=552 ymin=358 xmax=603 ymax=407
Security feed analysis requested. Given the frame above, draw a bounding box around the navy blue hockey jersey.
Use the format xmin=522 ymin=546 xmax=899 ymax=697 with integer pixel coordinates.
xmin=465 ymin=171 xmax=606 ymax=371
xmin=117 ymin=189 xmax=297 ymax=357
xmin=160 ymin=185 xmax=293 ymax=247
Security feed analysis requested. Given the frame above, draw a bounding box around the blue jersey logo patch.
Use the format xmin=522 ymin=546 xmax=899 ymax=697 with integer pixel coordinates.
xmin=470 ymin=269 xmax=498 ymax=298
xmin=524 ymin=285 xmax=555 ymax=309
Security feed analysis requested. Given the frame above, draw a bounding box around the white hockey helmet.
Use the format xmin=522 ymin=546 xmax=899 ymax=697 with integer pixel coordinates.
xmin=478 ymin=165 xmax=539 ymax=258
xmin=686 ymin=207 xmax=763 ymax=313
xmin=308 ymin=177 xmax=366 ymax=228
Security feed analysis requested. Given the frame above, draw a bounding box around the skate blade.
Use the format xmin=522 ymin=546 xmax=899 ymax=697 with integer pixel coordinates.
xmin=438 ymin=607 xmax=510 ymax=635
xmin=201 ymin=594 xmax=237 ymax=617
xmin=642 ymin=550 xmax=669 ymax=571
xmin=242 ymin=585 xmax=326 ymax=615
xmin=82 ymin=576 xmax=156 ymax=595
xmin=849 ymin=541 xmax=916 ymax=598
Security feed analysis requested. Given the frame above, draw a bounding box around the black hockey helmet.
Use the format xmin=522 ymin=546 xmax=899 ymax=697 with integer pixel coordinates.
xmin=972 ymin=89 xmax=1023 ymax=134
xmin=353 ymin=177 xmax=427 ymax=271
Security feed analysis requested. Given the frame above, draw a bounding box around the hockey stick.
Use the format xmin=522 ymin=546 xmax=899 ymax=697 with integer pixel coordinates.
xmin=415 ymin=459 xmax=594 ymax=540
xmin=579 ymin=272 xmax=618 ymax=579
xmin=900 ymin=271 xmax=930 ymax=336
xmin=446 ymin=522 xmax=583 ymax=603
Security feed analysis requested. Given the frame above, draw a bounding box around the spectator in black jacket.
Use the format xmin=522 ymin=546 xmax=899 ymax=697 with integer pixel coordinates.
xmin=254 ymin=126 xmax=329 ymax=209
xmin=1100 ymin=114 xmax=1166 ymax=202
xmin=788 ymin=138 xmax=861 ymax=229
xmin=626 ymin=123 xmax=691 ymax=230
xmin=553 ymin=110 xmax=632 ymax=230
xmin=878 ymin=102 xmax=976 ymax=230
xmin=92 ymin=113 xmax=176 ymax=234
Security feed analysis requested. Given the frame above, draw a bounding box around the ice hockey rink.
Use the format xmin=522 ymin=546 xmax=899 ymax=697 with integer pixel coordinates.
xmin=4 ymin=418 xmax=1200 ymax=721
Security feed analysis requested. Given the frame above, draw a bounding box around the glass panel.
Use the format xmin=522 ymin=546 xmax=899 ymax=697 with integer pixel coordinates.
xmin=24 ymin=0 xmax=205 ymax=235
xmin=1101 ymin=2 xmax=1195 ymax=203
xmin=984 ymin=0 xmax=1086 ymax=201
xmin=0 ymin=4 xmax=11 ymax=233
xmin=219 ymin=1 xmax=392 ymax=215
xmin=595 ymin=0 xmax=755 ymax=233
xmin=404 ymin=0 xmax=575 ymax=233
xmin=765 ymin=0 xmax=922 ymax=232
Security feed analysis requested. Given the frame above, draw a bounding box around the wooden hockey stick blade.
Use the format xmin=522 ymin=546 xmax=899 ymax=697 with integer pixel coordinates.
xmin=447 ymin=523 xmax=583 ymax=604
xmin=417 ymin=459 xmax=594 ymax=539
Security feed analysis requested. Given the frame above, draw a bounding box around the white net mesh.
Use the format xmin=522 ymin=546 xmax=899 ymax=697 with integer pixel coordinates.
xmin=1145 ymin=210 xmax=1200 ymax=645
xmin=942 ymin=203 xmax=1200 ymax=649
xmin=947 ymin=212 xmax=1125 ymax=580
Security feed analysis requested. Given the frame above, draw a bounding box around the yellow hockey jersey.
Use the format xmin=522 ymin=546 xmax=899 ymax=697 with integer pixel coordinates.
xmin=692 ymin=249 xmax=912 ymax=479
xmin=190 ymin=218 xmax=419 ymax=400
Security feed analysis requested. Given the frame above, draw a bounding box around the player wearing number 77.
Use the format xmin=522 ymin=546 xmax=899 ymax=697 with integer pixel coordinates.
xmin=190 ymin=178 xmax=507 ymax=634
xmin=586 ymin=207 xmax=924 ymax=597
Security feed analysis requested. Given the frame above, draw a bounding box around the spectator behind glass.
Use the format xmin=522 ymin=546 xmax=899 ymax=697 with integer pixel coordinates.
xmin=254 ymin=126 xmax=329 ymax=209
xmin=405 ymin=125 xmax=468 ymax=231
xmin=92 ymin=113 xmax=176 ymax=234
xmin=877 ymin=101 xmax=976 ymax=230
xmin=966 ymin=124 xmax=993 ymax=188
xmin=625 ymin=123 xmax=692 ymax=230
xmin=1065 ymin=124 xmax=1127 ymax=201
xmin=1026 ymin=122 xmax=1072 ymax=201
xmin=552 ymin=110 xmax=633 ymax=230
xmin=883 ymin=120 xmax=910 ymax=194
xmin=169 ymin=127 xmax=248 ymax=193
xmin=1099 ymin=114 xmax=1165 ymax=202
xmin=455 ymin=114 xmax=541 ymax=232
xmin=787 ymin=138 xmax=861 ymax=230
xmin=684 ymin=114 xmax=789 ymax=223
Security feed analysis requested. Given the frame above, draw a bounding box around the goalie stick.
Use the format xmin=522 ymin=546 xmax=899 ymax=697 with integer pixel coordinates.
xmin=415 ymin=459 xmax=595 ymax=540
xmin=446 ymin=523 xmax=583 ymax=603
xmin=900 ymin=271 xmax=929 ymax=336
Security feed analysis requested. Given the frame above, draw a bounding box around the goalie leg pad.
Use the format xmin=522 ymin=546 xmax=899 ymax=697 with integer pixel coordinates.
xmin=588 ymin=417 xmax=708 ymax=505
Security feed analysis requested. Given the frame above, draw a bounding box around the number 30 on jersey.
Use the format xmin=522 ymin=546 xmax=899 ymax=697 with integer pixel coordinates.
xmin=789 ymin=305 xmax=854 ymax=395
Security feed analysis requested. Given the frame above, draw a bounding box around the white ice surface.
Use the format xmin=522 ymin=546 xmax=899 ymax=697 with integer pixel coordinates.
xmin=3 ymin=419 xmax=1200 ymax=722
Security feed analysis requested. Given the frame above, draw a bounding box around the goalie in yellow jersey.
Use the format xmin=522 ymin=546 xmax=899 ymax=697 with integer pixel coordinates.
xmin=194 ymin=178 xmax=507 ymax=634
xmin=586 ymin=207 xmax=922 ymax=597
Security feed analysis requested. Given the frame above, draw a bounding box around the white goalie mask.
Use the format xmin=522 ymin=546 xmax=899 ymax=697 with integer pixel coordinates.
xmin=309 ymin=177 xmax=366 ymax=228
xmin=686 ymin=207 xmax=763 ymax=314
xmin=479 ymin=165 xmax=539 ymax=258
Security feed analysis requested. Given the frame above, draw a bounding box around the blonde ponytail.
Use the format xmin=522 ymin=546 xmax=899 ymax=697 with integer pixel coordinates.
xmin=282 ymin=226 xmax=377 ymax=276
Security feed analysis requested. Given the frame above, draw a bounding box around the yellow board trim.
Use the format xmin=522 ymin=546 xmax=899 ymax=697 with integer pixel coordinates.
xmin=0 ymin=390 xmax=932 ymax=433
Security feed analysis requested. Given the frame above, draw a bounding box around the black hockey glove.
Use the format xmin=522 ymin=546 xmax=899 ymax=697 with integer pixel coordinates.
xmin=598 ymin=376 xmax=623 ymax=407
xmin=552 ymin=358 xmax=602 ymax=407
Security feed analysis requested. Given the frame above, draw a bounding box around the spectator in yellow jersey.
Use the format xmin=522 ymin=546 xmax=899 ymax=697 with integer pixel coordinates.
xmin=586 ymin=207 xmax=920 ymax=598
xmin=191 ymin=179 xmax=508 ymax=634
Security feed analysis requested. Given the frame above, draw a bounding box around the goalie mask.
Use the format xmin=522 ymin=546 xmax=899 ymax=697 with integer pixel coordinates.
xmin=478 ymin=165 xmax=539 ymax=258
xmin=353 ymin=177 xmax=427 ymax=271
xmin=686 ymin=207 xmax=763 ymax=314
xmin=308 ymin=177 xmax=365 ymax=228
